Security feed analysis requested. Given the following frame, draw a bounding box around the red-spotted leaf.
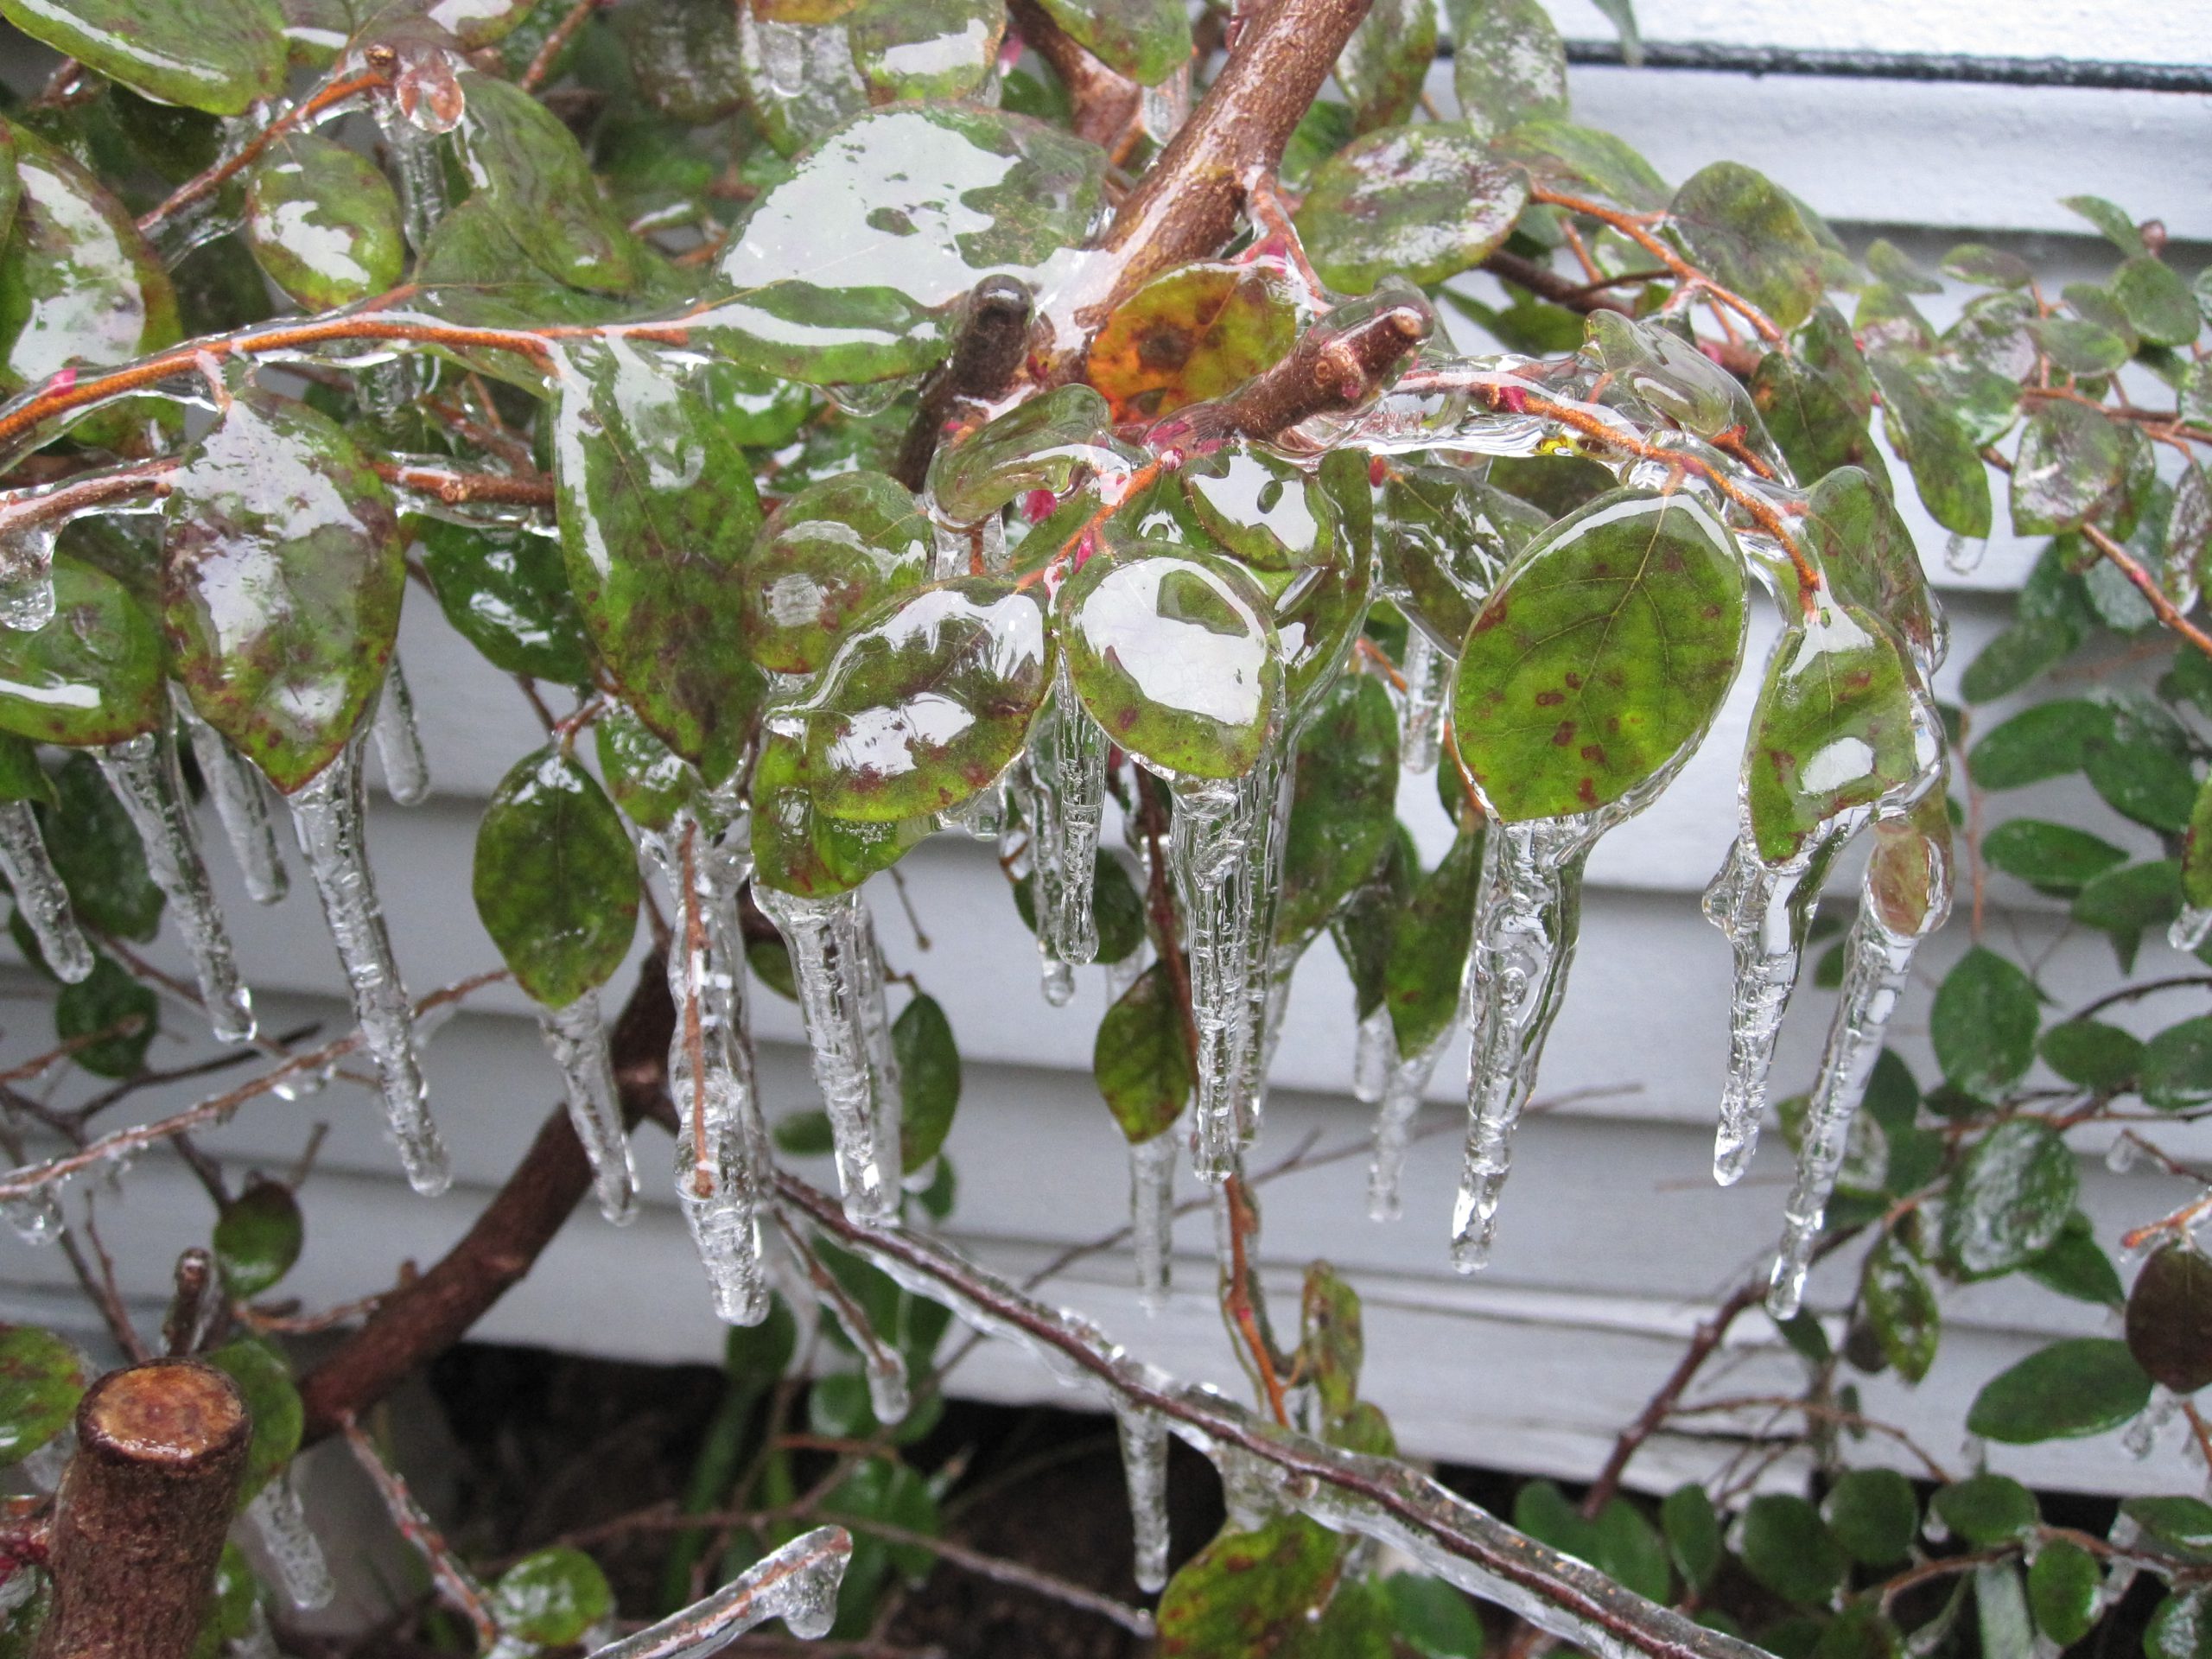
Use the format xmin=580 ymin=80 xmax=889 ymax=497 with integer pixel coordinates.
xmin=1449 ymin=0 xmax=1567 ymax=139
xmin=1295 ymin=124 xmax=1529 ymax=296
xmin=1336 ymin=0 xmax=1438 ymax=131
xmin=454 ymin=71 xmax=636 ymax=294
xmin=741 ymin=471 xmax=931 ymax=677
xmin=244 ymin=132 xmax=405 ymax=310
xmin=0 ymin=558 xmax=166 ymax=748
xmin=1669 ymin=161 xmax=1824 ymax=331
xmin=1086 ymin=262 xmax=1300 ymax=423
xmin=1029 ymin=0 xmax=1191 ymax=85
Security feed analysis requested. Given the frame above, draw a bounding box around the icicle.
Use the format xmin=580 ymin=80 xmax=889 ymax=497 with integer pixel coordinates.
xmin=1943 ymin=532 xmax=1986 ymax=575
xmin=369 ymin=659 xmax=430 ymax=806
xmin=1039 ymin=952 xmax=1075 ymax=1006
xmin=2107 ymin=1134 xmax=2142 ymax=1174
xmin=1138 ymin=57 xmax=1192 ymax=146
xmin=176 ymin=697 xmax=288 ymax=906
xmin=587 ymin=1528 xmax=850 ymax=1658
xmin=1452 ymin=816 xmax=1594 ymax=1272
xmin=1113 ymin=1400 xmax=1172 ymax=1593
xmin=1370 ymin=1032 xmax=1449 ymax=1223
xmin=1 ymin=1187 xmax=62 ymax=1246
xmin=1352 ymin=1004 xmax=1395 ymax=1106
xmin=2126 ymin=1385 xmax=2180 ymax=1459
xmin=816 ymin=1278 xmax=910 ymax=1424
xmin=0 ymin=800 xmax=92 ymax=982
xmin=0 ymin=518 xmax=57 ymax=631
xmin=753 ymin=884 xmax=902 ymax=1226
xmin=1397 ymin=630 xmax=1452 ymax=775
xmin=1048 ymin=663 xmax=1108 ymax=966
xmin=1766 ymin=911 xmax=1921 ymax=1319
xmin=2173 ymin=906 xmax=2212 ymax=954
xmin=98 ymin=729 xmax=256 ymax=1043
xmin=287 ymin=742 xmax=448 ymax=1197
xmin=1704 ymin=835 xmax=1831 ymax=1187
xmin=376 ymin=103 xmax=450 ymax=255
xmin=1130 ymin=1125 xmax=1177 ymax=1313
xmin=247 ymin=1475 xmax=336 ymax=1611
xmin=1165 ymin=768 xmax=1269 ymax=1183
xmin=1227 ymin=741 xmax=1303 ymax=1147
xmin=540 ymin=991 xmax=639 ymax=1226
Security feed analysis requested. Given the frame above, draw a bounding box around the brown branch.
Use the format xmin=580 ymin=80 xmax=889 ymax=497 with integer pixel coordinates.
xmin=340 ymin=1416 xmax=499 ymax=1649
xmin=137 ymin=67 xmax=394 ymax=242
xmin=1526 ymin=187 xmax=1784 ymax=346
xmin=372 ymin=461 xmax=557 ymax=509
xmin=1479 ymin=250 xmax=1637 ymax=316
xmin=35 ymin=1361 xmax=250 ymax=1659
xmin=1007 ymin=0 xmax=1143 ymax=150
xmin=2082 ymin=521 xmax=2212 ymax=661
xmin=892 ymin=277 xmax=1035 ymax=493
xmin=521 ymin=0 xmax=605 ymax=92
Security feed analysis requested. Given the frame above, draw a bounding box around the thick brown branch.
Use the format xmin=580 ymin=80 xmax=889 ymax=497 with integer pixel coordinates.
xmin=1007 ymin=0 xmax=1143 ymax=150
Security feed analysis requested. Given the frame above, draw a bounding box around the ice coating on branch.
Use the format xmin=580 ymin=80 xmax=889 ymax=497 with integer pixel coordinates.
xmin=1370 ymin=1032 xmax=1450 ymax=1223
xmin=370 ymin=658 xmax=430 ymax=806
xmin=287 ymin=742 xmax=448 ymax=1197
xmin=176 ymin=693 xmax=288 ymax=906
xmin=0 ymin=801 xmax=92 ymax=982
xmin=588 ymin=1527 xmax=852 ymax=1658
xmin=98 ymin=729 xmax=257 ymax=1043
xmin=813 ymin=1273 xmax=911 ymax=1425
xmin=1114 ymin=1399 xmax=1172 ymax=1592
xmin=1703 ymin=833 xmax=1836 ymax=1188
xmin=247 ymin=1476 xmax=336 ymax=1611
xmin=1049 ymin=665 xmax=1109 ymax=966
xmin=753 ymin=884 xmax=902 ymax=1226
xmin=1397 ymin=628 xmax=1450 ymax=775
xmin=1353 ymin=1003 xmax=1395 ymax=1105
xmin=0 ymin=518 xmax=57 ymax=632
xmin=1164 ymin=767 xmax=1272 ymax=1182
xmin=1129 ymin=1125 xmax=1178 ymax=1313
xmin=540 ymin=990 xmax=639 ymax=1227
xmin=638 ymin=808 xmax=772 ymax=1325
xmin=1139 ymin=59 xmax=1192 ymax=146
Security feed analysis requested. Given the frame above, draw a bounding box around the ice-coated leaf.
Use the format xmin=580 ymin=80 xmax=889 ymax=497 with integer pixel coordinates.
xmin=412 ymin=515 xmax=594 ymax=686
xmin=2031 ymin=314 xmax=2128 ymax=376
xmin=617 ymin=0 xmax=744 ymax=122
xmin=0 ymin=558 xmax=165 ymax=748
xmin=1942 ymin=1119 xmax=2077 ymax=1279
xmin=454 ymin=72 xmax=636 ymax=294
xmin=2127 ymin=1497 xmax=2212 ymax=1558
xmin=2114 ymin=253 xmax=2200 ymax=346
xmin=1660 ymin=1484 xmax=1721 ymax=1592
xmin=1967 ymin=1338 xmax=2151 ymax=1443
xmin=1982 ymin=819 xmax=2126 ymax=893
xmin=1823 ymin=1467 xmax=1917 ymax=1567
xmin=849 ymin=0 xmax=1002 ymax=102
xmin=1058 ymin=541 xmax=1282 ymax=780
xmin=2085 ymin=712 xmax=2196 ymax=834
xmin=1180 ymin=444 xmax=1343 ymax=573
xmin=0 ymin=1325 xmax=83 ymax=1464
xmin=163 ymin=388 xmax=405 ymax=793
xmin=1452 ymin=489 xmax=1745 ymax=822
xmin=1490 ymin=118 xmax=1667 ymax=213
xmin=1800 ymin=467 xmax=1936 ymax=667
xmin=1737 ymin=1494 xmax=1848 ymax=1606
xmin=2039 ymin=1018 xmax=2142 ymax=1091
xmin=2071 ymin=859 xmax=2179 ymax=949
xmin=750 ymin=724 xmax=928 ymax=898
xmin=1751 ymin=349 xmax=1882 ymax=487
xmin=1294 ymin=124 xmax=1529 ymax=296
xmin=1276 ymin=673 xmax=1397 ymax=948
xmin=1968 ymin=697 xmax=2111 ymax=790
xmin=1586 ymin=310 xmax=1765 ymax=448
xmin=40 ymin=752 xmax=162 ymax=939
xmin=741 ymin=471 xmax=931 ymax=677
xmin=244 ymin=132 xmax=404 ymax=310
xmin=0 ymin=0 xmax=287 ymax=114
xmin=1384 ymin=829 xmax=1481 ymax=1056
xmin=1157 ymin=1516 xmax=1344 ymax=1657
xmin=1094 ymin=958 xmax=1190 ymax=1144
xmin=54 ymin=951 xmax=154 ymax=1076
xmin=490 ymin=1548 xmax=612 ymax=1644
xmin=930 ymin=385 xmax=1121 ymax=526
xmin=782 ymin=577 xmax=1049 ymax=822
xmin=1668 ymin=162 xmax=1823 ymax=331
xmin=2126 ymin=1242 xmax=2212 ymax=1395
xmin=1029 ymin=0 xmax=1190 ymax=85
xmin=551 ymin=337 xmax=766 ymax=785
xmin=594 ymin=701 xmax=694 ymax=833
xmin=205 ymin=1335 xmax=302 ymax=1498
xmin=1448 ymin=0 xmax=1566 ymax=140
xmin=1930 ymin=946 xmax=2037 ymax=1100
xmin=2028 ymin=1539 xmax=2102 ymax=1648
xmin=213 ymin=1175 xmax=302 ymax=1300
xmin=2147 ymin=1593 xmax=2212 ymax=1659
xmin=1862 ymin=1232 xmax=1938 ymax=1382
xmin=894 ymin=992 xmax=959 ymax=1173
xmin=1086 ymin=261 xmax=1300 ymax=423
xmin=1866 ymin=349 xmax=1992 ymax=539
xmin=1379 ymin=462 xmax=1541 ymax=649
xmin=2145 ymin=1017 xmax=2212 ymax=1110
xmin=472 ymin=747 xmax=639 ymax=1009
xmin=0 ymin=733 xmax=52 ymax=807
xmin=2012 ymin=400 xmax=2129 ymax=536
xmin=1336 ymin=0 xmax=1438 ymax=132
xmin=2026 ymin=1217 xmax=2124 ymax=1307
xmin=1743 ymin=601 xmax=1926 ymax=866
xmin=1269 ymin=448 xmax=1376 ymax=710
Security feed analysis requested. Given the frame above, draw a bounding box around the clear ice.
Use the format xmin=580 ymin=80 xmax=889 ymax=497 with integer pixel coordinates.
xmin=1352 ymin=1003 xmax=1395 ymax=1106
xmin=1047 ymin=665 xmax=1109 ymax=967
xmin=753 ymin=883 xmax=903 ymax=1226
xmin=370 ymin=658 xmax=431 ymax=806
xmin=586 ymin=1527 xmax=851 ymax=1657
xmin=98 ymin=729 xmax=257 ymax=1043
xmin=1113 ymin=1400 xmax=1172 ymax=1593
xmin=0 ymin=518 xmax=56 ymax=631
xmin=1226 ymin=744 xmax=1304 ymax=1149
xmin=1396 ymin=629 xmax=1452 ymax=776
xmin=2172 ymin=906 xmax=2212 ymax=953
xmin=1370 ymin=1031 xmax=1451 ymax=1223
xmin=175 ymin=693 xmax=288 ymax=906
xmin=1129 ymin=1126 xmax=1178 ymax=1314
xmin=287 ymin=741 xmax=448 ymax=1197
xmin=540 ymin=990 xmax=639 ymax=1227
xmin=0 ymin=800 xmax=92 ymax=982
xmin=247 ymin=1475 xmax=337 ymax=1611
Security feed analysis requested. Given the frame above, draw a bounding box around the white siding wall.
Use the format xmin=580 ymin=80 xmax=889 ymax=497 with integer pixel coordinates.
xmin=3 ymin=0 xmax=2210 ymax=1500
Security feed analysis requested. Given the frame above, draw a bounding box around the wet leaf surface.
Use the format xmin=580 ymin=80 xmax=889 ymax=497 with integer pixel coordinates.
xmin=1086 ymin=262 xmax=1300 ymax=423
xmin=1296 ymin=124 xmax=1529 ymax=296
xmin=472 ymin=746 xmax=639 ymax=1008
xmin=413 ymin=514 xmax=595 ymax=685
xmin=1094 ymin=958 xmax=1190 ymax=1143
xmin=0 ymin=558 xmax=165 ymax=748
xmin=245 ymin=132 xmax=405 ymax=310
xmin=1967 ymin=1338 xmax=2151 ymax=1444
xmin=742 ymin=471 xmax=931 ymax=677
xmin=0 ymin=0 xmax=288 ymax=115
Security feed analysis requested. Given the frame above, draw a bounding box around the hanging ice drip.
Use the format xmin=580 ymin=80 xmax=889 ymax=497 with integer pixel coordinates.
xmin=369 ymin=656 xmax=431 ymax=805
xmin=174 ymin=690 xmax=289 ymax=906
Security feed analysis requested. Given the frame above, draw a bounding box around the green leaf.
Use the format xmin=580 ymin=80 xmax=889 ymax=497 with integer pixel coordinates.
xmin=1942 ymin=1119 xmax=2078 ymax=1279
xmin=1752 ymin=357 xmax=1884 ymax=491
xmin=1333 ymin=823 xmax=1414 ymax=1020
xmin=1967 ymin=1338 xmax=2152 ymax=1443
xmin=750 ymin=724 xmax=929 ymax=899
xmin=1380 ymin=464 xmax=1542 ymax=651
xmin=0 ymin=1325 xmax=83 ymax=1464
xmin=2126 ymin=1241 xmax=2212 ymax=1394
xmin=1984 ymin=820 xmax=2126 ymax=893
xmin=0 ymin=0 xmax=286 ymax=115
xmin=0 ymin=559 xmax=165 ymax=749
xmin=1968 ymin=698 xmax=2112 ymax=789
xmin=1094 ymin=958 xmax=1191 ymax=1144
xmin=203 ymin=1336 xmax=302 ymax=1499
xmin=2147 ymin=1594 xmax=2212 ymax=1659
xmin=1158 ymin=1515 xmax=1344 ymax=1656
xmin=1661 ymin=1484 xmax=1722 ymax=1592
xmin=741 ymin=472 xmax=930 ymax=678
xmin=593 ymin=701 xmax=695 ymax=835
xmin=1863 ymin=1232 xmax=1940 ymax=1382
xmin=2038 ymin=1019 xmax=2143 ymax=1090
xmin=1296 ymin=124 xmax=1529 ymax=296
xmin=163 ymin=388 xmax=404 ymax=793
xmin=1942 ymin=243 xmax=2034 ymax=288
xmin=1800 ymin=467 xmax=1936 ymax=669
xmin=1449 ymin=0 xmax=1567 ymax=140
xmin=1087 ymin=262 xmax=1300 ymax=424
xmin=1932 ymin=1473 xmax=2037 ymax=1547
xmin=1930 ymin=947 xmax=2039 ymax=1101
xmin=2027 ymin=1538 xmax=2101 ymax=1647
xmin=1337 ymin=0 xmax=1439 ymax=131
xmin=0 ymin=734 xmax=48 ymax=807
xmin=1386 ymin=830 xmax=1484 ymax=1055
xmin=2114 ymin=254 xmax=2200 ymax=346
xmin=1059 ymin=542 xmax=1282 ymax=779
xmin=243 ymin=132 xmax=404 ymax=309
xmin=2060 ymin=194 xmax=2144 ymax=252
xmin=1866 ymin=349 xmax=1992 ymax=538
xmin=1592 ymin=1498 xmax=1672 ymax=1604
xmin=1300 ymin=1262 xmax=1363 ymax=1422
xmin=412 ymin=514 xmax=594 ymax=686
xmin=454 ymin=72 xmax=634 ymax=294
xmin=39 ymin=753 xmax=161 ymax=939
xmin=1277 ymin=674 xmax=1399 ymax=948
xmin=2012 ymin=401 xmax=2130 ymax=536
xmin=2030 ymin=315 xmax=2129 ymax=376
xmin=2125 ymin=1495 xmax=2212 ymax=1557
xmin=1669 ymin=162 xmax=1824 ymax=331
xmin=213 ymin=1177 xmax=302 ymax=1300
xmin=472 ymin=747 xmax=639 ymax=1008
xmin=1823 ymin=1468 xmax=1917 ymax=1567
xmin=1383 ymin=1573 xmax=1482 ymax=1657
xmin=1452 ymin=490 xmax=1744 ymax=821
xmin=1179 ymin=443 xmax=1344 ymax=574
xmin=894 ymin=993 xmax=959 ymax=1173
xmin=1031 ymin=0 xmax=1190 ymax=85
xmin=2085 ymin=726 xmax=2197 ymax=835
xmin=2186 ymin=776 xmax=2212 ymax=914
xmin=1738 ymin=1493 xmax=1849 ymax=1605
xmin=2072 ymin=859 xmax=2181 ymax=940
xmin=620 ymin=0 xmax=747 ymax=123
xmin=1491 ymin=119 xmax=1669 ymax=213
xmin=849 ymin=0 xmax=1002 ymax=103
xmin=2145 ymin=1017 xmax=2212 ymax=1110
xmin=53 ymin=947 xmax=153 ymax=1077
xmin=552 ymin=338 xmax=766 ymax=785
xmin=490 ymin=1548 xmax=613 ymax=1644
xmin=2024 ymin=1217 xmax=2125 ymax=1307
